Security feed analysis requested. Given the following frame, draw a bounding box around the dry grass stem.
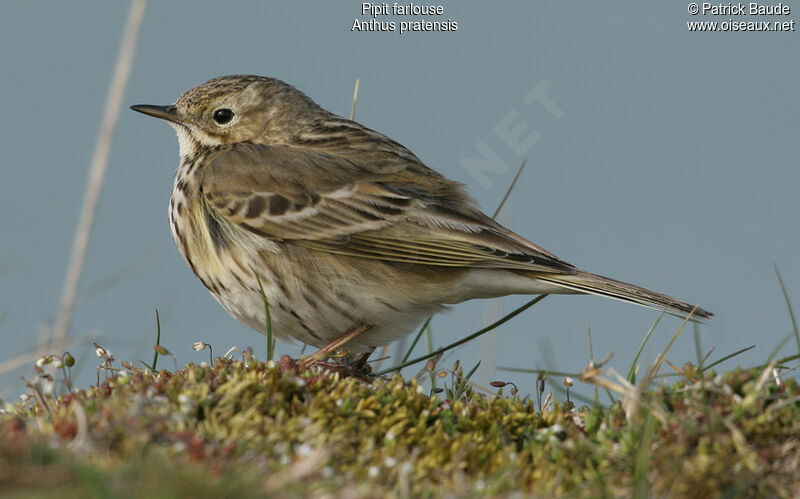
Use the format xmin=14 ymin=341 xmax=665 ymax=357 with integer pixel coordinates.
xmin=51 ymin=0 xmax=147 ymax=351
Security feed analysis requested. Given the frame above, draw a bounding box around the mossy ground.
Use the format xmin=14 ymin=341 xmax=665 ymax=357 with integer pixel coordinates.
xmin=1 ymin=354 xmax=799 ymax=497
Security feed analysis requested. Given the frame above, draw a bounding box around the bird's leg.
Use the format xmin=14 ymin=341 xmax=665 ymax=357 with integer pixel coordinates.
xmin=297 ymin=348 xmax=375 ymax=383
xmin=351 ymin=350 xmax=373 ymax=370
xmin=299 ymin=324 xmax=371 ymax=369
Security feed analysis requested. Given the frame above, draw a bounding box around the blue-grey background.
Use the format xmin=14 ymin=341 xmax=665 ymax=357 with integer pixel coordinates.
xmin=1 ymin=2 xmax=798 ymax=399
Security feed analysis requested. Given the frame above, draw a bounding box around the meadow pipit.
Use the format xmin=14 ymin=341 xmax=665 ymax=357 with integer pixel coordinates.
xmin=131 ymin=75 xmax=711 ymax=365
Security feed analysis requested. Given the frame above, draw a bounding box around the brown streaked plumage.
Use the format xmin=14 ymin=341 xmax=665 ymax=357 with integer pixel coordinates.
xmin=131 ymin=75 xmax=712 ymax=356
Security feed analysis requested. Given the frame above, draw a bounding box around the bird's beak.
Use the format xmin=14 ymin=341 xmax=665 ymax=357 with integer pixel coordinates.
xmin=130 ymin=104 xmax=184 ymax=125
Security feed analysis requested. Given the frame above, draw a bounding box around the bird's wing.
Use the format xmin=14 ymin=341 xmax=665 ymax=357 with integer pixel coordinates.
xmin=200 ymin=143 xmax=576 ymax=273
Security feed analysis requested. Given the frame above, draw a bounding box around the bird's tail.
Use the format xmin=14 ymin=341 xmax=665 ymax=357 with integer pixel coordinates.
xmin=536 ymin=271 xmax=713 ymax=320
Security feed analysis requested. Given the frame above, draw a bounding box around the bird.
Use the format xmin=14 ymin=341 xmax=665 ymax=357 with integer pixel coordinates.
xmin=131 ymin=74 xmax=712 ymax=366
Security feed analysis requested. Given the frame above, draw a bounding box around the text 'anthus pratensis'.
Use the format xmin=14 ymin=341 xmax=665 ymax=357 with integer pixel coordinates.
xmin=131 ymin=75 xmax=712 ymax=364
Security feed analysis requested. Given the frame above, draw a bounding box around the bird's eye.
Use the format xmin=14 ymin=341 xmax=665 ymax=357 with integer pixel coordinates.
xmin=212 ymin=108 xmax=234 ymax=125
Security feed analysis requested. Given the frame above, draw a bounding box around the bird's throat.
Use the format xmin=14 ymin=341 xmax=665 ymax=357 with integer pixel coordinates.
xmin=170 ymin=123 xmax=201 ymax=163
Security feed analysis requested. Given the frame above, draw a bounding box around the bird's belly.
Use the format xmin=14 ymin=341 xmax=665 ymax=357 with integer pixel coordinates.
xmin=208 ymin=257 xmax=439 ymax=351
xmin=173 ymin=217 xmax=440 ymax=350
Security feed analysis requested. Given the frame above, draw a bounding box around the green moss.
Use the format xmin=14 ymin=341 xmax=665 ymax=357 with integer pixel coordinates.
xmin=2 ymin=357 xmax=799 ymax=497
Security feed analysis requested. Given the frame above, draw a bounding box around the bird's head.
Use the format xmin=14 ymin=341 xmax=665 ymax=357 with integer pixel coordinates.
xmin=131 ymin=75 xmax=321 ymax=158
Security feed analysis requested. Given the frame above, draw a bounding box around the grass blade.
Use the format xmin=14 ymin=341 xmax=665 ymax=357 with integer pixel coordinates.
xmin=453 ymin=361 xmax=481 ymax=400
xmin=693 ymin=322 xmax=703 ymax=365
xmin=586 ymin=321 xmax=600 ymax=406
xmin=751 ymin=352 xmax=800 ymax=371
xmin=626 ymin=311 xmax=664 ymax=383
xmin=766 ymin=332 xmax=795 ymax=365
xmin=773 ymin=263 xmax=800 ymax=355
xmin=699 ymin=346 xmax=715 ymax=368
xmin=492 ymin=157 xmax=527 ymax=219
xmin=375 ymin=294 xmax=548 ymax=376
xmin=496 ymin=367 xmax=577 ymax=378
xmin=642 ymin=307 xmax=696 ymax=388
xmin=253 ymin=271 xmax=274 ymax=361
xmin=401 ymin=317 xmax=432 ymax=363
xmin=424 ymin=321 xmax=437 ymax=390
xmin=700 ymin=345 xmax=756 ymax=372
xmin=151 ymin=309 xmax=161 ymax=371
xmin=633 ymin=412 xmax=656 ymax=496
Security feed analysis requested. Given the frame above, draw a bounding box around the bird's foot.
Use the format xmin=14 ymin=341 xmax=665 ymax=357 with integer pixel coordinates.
xmin=294 ymin=350 xmax=374 ymax=382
